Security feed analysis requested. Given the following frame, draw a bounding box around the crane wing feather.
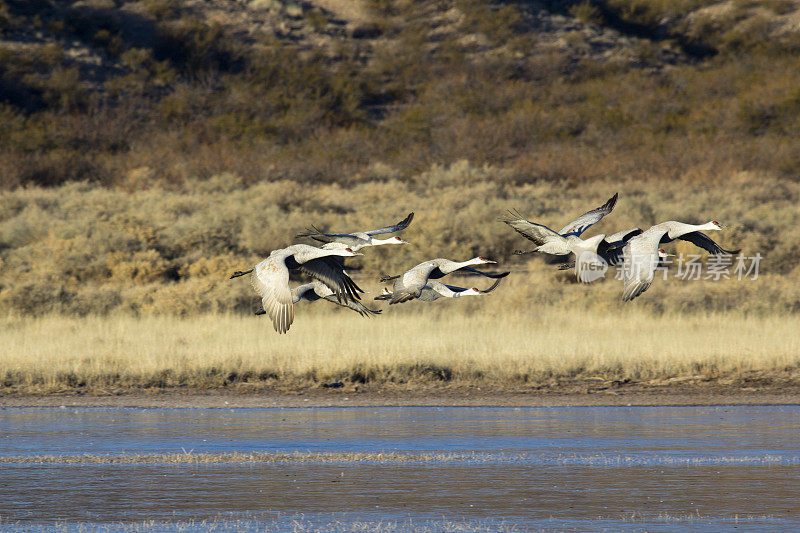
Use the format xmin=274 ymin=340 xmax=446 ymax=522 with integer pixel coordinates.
xmin=297 ymin=213 xmax=413 ymax=242
xmin=502 ymin=214 xmax=562 ymax=247
xmin=365 ymin=212 xmax=415 ymax=236
xmin=443 ymin=275 xmax=506 ymax=294
xmin=452 ymin=266 xmax=509 ymax=278
xmin=620 ymin=230 xmax=663 ymax=302
xmin=251 ymin=258 xmax=294 ymax=333
xmin=673 ymin=231 xmax=740 ymax=255
xmin=606 ymin=227 xmax=642 ymax=245
xmin=297 ymin=256 xmax=363 ymax=303
xmin=559 ymin=193 xmax=618 ymax=237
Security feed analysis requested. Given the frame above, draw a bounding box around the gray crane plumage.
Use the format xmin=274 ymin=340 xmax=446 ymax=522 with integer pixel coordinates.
xmin=556 ymin=227 xmax=643 ymax=270
xmin=508 ymin=193 xmax=618 ymax=256
xmin=620 ymin=220 xmax=734 ymax=302
xmin=291 ymin=281 xmax=381 ymax=317
xmin=503 ymin=213 xmax=612 ymax=281
xmin=230 ymin=244 xmax=364 ymax=333
xmin=296 ymin=213 xmax=414 ymax=251
xmin=558 ymin=193 xmax=618 ymax=237
xmin=376 ymin=275 xmax=506 ymax=303
xmin=384 ymin=257 xmax=499 ymax=304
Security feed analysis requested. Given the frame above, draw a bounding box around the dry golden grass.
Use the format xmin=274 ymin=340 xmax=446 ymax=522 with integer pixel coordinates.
xmin=3 ymin=303 xmax=799 ymax=392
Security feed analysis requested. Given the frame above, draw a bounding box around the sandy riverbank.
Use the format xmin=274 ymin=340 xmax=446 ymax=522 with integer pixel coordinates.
xmin=3 ymin=382 xmax=799 ymax=408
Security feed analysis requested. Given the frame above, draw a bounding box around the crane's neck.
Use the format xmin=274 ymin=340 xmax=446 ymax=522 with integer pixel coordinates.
xmin=449 ymin=258 xmax=483 ymax=271
xmin=665 ymin=221 xmax=719 ymax=239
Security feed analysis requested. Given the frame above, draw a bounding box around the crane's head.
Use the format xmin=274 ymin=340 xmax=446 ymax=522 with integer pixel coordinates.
xmin=341 ymin=247 xmax=363 ymax=256
xmin=372 ymin=236 xmax=409 ymax=246
xmin=657 ymin=248 xmax=674 ymax=258
xmin=457 ymin=287 xmax=482 ymax=297
xmin=477 ymin=256 xmax=497 ymax=264
xmin=707 ymin=220 xmax=726 ymax=230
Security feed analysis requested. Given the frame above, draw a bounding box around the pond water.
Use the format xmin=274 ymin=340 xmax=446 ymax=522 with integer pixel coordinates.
xmin=1 ymin=405 xmax=798 ymax=531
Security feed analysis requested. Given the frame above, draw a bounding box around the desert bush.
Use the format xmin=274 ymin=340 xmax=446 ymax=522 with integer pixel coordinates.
xmin=155 ymin=16 xmax=243 ymax=74
xmin=0 ymin=165 xmax=798 ymax=317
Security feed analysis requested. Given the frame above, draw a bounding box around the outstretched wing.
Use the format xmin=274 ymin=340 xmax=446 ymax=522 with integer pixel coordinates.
xmin=620 ymin=231 xmax=663 ymax=302
xmin=365 ymin=212 xmax=414 ymax=236
xmin=297 ymin=213 xmax=413 ymax=243
xmin=293 ymin=256 xmax=364 ymax=303
xmin=443 ymin=275 xmax=507 ymax=294
xmin=559 ymin=193 xmax=618 ymax=237
xmin=502 ymin=210 xmax=562 ymax=247
xmin=606 ymin=227 xmax=642 ymax=245
xmin=251 ymin=257 xmax=294 ymax=334
xmin=672 ymin=231 xmax=740 ymax=255
xmin=453 ymin=267 xmax=510 ymax=279
xmin=295 ymin=225 xmax=360 ymax=245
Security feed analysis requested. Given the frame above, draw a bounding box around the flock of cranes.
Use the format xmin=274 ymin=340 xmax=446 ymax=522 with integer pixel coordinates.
xmin=231 ymin=195 xmax=739 ymax=333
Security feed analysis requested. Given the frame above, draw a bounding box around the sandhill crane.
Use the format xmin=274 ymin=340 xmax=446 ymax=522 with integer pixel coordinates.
xmin=511 ymin=193 xmax=618 ymax=256
xmin=230 ymin=244 xmax=364 ymax=333
xmin=504 ymin=214 xmax=617 ymax=281
xmin=296 ymin=212 xmax=414 ymax=251
xmin=254 ymin=281 xmax=381 ymax=317
xmin=558 ymin=217 xmax=736 ymax=273
xmin=376 ymin=275 xmax=507 ymax=303
xmin=620 ymin=221 xmax=737 ymax=302
xmin=382 ymin=257 xmax=501 ymax=304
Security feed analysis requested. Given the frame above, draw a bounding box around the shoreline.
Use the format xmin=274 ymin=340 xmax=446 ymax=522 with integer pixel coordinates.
xmin=2 ymin=383 xmax=799 ymax=408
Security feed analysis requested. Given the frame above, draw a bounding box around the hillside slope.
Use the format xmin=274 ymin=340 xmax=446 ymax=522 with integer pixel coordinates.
xmin=3 ymin=0 xmax=800 ymax=189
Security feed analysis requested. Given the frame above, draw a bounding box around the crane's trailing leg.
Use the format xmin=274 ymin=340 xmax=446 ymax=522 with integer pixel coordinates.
xmin=513 ymin=249 xmax=536 ymax=255
xmin=229 ymin=268 xmax=254 ymax=279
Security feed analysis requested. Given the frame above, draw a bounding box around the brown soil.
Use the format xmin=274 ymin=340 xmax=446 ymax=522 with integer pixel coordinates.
xmin=2 ymin=382 xmax=799 ymax=408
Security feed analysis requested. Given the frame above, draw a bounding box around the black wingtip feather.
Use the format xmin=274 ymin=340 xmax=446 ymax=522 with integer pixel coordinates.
xmin=296 ymin=224 xmax=327 ymax=239
xmin=398 ymin=212 xmax=414 ymax=229
xmin=604 ymin=192 xmax=619 ymax=212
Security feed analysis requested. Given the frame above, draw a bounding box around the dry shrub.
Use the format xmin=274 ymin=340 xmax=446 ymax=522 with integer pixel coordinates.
xmin=1 ymin=163 xmax=798 ymax=317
